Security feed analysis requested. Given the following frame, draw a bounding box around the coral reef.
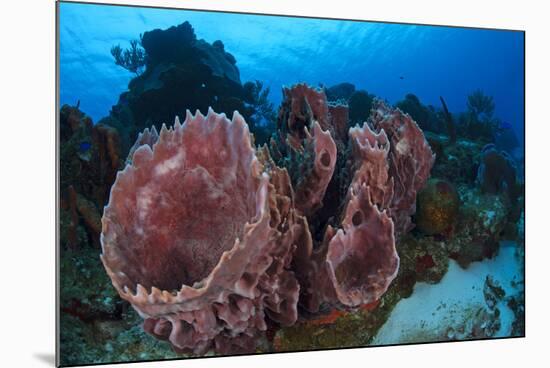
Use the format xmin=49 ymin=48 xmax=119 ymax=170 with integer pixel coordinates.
xmin=270 ymin=84 xmax=338 ymax=217
xmin=59 ymin=23 xmax=524 ymax=362
xmin=293 ymin=184 xmax=399 ymax=313
xmin=60 ymin=84 xmax=524 ymax=363
xmin=476 ymin=144 xmax=524 ymax=242
xmin=59 ymin=247 xmax=177 ymax=366
xmin=495 ymin=125 xmax=520 ymax=153
xmin=99 ymin=81 xmax=437 ymax=355
xmin=396 ymin=94 xmax=431 ymax=131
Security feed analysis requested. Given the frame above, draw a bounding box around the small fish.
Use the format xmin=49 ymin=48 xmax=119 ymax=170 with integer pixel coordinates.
xmin=79 ymin=141 xmax=92 ymax=152
xmin=399 ymin=76 xmax=404 ymax=80
xmin=500 ymin=121 xmax=513 ymax=130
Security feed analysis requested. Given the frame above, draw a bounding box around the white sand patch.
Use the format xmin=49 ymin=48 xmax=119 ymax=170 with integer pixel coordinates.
xmin=372 ymin=241 xmax=523 ymax=345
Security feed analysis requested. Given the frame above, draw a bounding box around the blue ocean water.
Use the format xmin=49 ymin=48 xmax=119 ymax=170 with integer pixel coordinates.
xmin=59 ymin=2 xmax=524 ymax=149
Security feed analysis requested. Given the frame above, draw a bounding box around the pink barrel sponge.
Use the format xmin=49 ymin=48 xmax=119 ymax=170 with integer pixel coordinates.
xmin=370 ymin=100 xmax=435 ymax=234
xmin=100 ymin=109 xmax=300 ymax=354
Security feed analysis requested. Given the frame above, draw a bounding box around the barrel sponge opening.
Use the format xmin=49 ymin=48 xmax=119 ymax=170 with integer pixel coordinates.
xmin=101 ymin=109 xmax=262 ymax=292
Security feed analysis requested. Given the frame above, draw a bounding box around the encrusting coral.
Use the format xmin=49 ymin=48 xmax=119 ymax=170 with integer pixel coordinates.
xmin=100 ymin=83 xmax=434 ymax=355
xmin=415 ymin=179 xmax=460 ymax=237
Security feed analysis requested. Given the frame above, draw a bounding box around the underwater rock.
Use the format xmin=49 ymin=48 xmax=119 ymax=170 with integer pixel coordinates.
xmin=325 ymin=82 xmax=356 ymax=102
xmin=141 ymin=22 xmax=239 ymax=84
xmin=415 ymin=179 xmax=460 ymax=237
xmin=397 ymin=234 xmax=449 ymax=286
xmin=348 ymin=90 xmax=375 ymax=125
xmin=103 ymin=22 xmax=273 ymax=157
xmin=446 ymin=189 xmax=509 ymax=268
xmin=101 ymin=110 xmax=300 ymax=355
xmin=507 ymin=292 xmax=525 ymax=337
xmin=428 ymin=133 xmax=482 ymax=186
xmin=477 ymin=144 xmax=518 ymax=201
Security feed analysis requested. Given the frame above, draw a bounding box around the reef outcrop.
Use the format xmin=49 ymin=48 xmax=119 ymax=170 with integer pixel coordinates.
xmin=101 ymin=22 xmax=276 ymax=158
xmin=100 ymin=83 xmax=434 ymax=355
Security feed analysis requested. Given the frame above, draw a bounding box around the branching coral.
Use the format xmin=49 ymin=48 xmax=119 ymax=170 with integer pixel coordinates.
xmin=467 ymin=89 xmax=495 ymax=120
xmin=111 ymin=39 xmax=147 ymax=75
